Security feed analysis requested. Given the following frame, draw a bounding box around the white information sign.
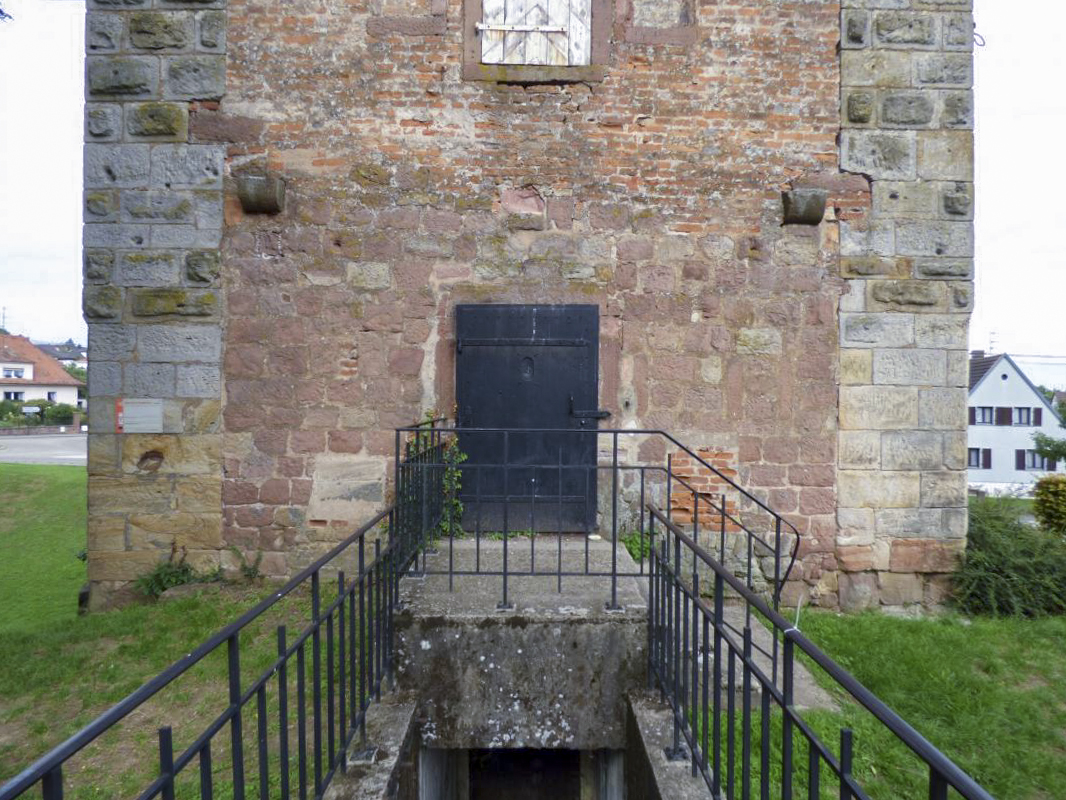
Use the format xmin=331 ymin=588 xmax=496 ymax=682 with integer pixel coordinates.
xmin=117 ymin=398 xmax=165 ymax=433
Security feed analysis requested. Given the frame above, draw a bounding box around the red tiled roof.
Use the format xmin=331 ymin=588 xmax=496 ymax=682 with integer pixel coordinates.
xmin=0 ymin=334 xmax=84 ymax=387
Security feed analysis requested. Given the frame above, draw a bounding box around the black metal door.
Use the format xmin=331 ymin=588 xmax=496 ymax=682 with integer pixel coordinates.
xmin=455 ymin=304 xmax=602 ymax=532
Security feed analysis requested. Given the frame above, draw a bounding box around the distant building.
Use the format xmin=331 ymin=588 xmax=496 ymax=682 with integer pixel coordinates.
xmin=968 ymin=352 xmax=1066 ymax=493
xmin=0 ymin=334 xmax=85 ymax=409
xmin=36 ymin=339 xmax=88 ymax=371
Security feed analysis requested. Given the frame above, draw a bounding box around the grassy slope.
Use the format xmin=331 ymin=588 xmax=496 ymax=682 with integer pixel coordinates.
xmin=800 ymin=611 xmax=1066 ymax=800
xmin=0 ymin=464 xmax=87 ymax=633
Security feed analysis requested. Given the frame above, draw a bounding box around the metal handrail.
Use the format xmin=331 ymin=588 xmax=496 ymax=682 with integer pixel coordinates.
xmin=646 ymin=503 xmax=995 ymax=800
xmin=0 ymin=508 xmax=395 ymax=800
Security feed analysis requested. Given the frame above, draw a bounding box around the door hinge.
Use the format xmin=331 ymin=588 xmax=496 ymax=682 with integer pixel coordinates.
xmin=569 ymin=395 xmax=611 ymax=420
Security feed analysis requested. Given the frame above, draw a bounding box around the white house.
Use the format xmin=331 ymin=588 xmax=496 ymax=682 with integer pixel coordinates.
xmin=968 ymin=351 xmax=1066 ymax=493
xmin=0 ymin=334 xmax=84 ymax=409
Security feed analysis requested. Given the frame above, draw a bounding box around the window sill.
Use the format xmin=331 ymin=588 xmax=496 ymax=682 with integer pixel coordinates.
xmin=462 ymin=63 xmax=607 ymax=83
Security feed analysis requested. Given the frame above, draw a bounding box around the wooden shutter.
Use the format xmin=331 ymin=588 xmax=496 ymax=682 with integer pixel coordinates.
xmin=968 ymin=407 xmax=976 ymax=425
xmin=982 ymin=449 xmax=991 ymax=469
xmin=1034 ymin=407 xmax=1043 ymax=426
xmin=996 ymin=407 xmax=1012 ymax=426
xmin=1050 ymin=460 xmax=1059 ymax=472
xmin=1016 ymin=449 xmax=1026 ymax=470
xmin=480 ymin=0 xmax=591 ymax=66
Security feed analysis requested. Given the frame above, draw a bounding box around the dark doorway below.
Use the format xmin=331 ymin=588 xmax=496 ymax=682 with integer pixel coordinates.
xmin=469 ymin=748 xmax=580 ymax=800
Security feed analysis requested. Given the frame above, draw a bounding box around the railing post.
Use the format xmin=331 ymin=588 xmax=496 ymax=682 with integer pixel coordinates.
xmin=278 ymin=626 xmax=290 ymax=800
xmin=647 ymin=512 xmax=656 ymax=691
xmin=928 ymin=767 xmax=948 ymax=800
xmin=608 ymin=431 xmax=621 ymax=610
xmin=499 ymin=430 xmax=514 ymax=610
xmin=782 ymin=636 xmax=795 ymax=800
xmin=41 ymin=765 xmax=63 ymax=800
xmin=158 ymin=727 xmax=174 ymax=800
xmin=227 ymin=634 xmax=246 ymax=800
xmin=840 ymin=728 xmax=854 ymax=800
xmin=312 ymin=570 xmax=323 ymax=795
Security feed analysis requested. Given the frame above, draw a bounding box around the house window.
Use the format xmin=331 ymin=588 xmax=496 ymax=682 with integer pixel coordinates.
xmin=47 ymin=392 xmax=57 ymax=402
xmin=968 ymin=448 xmax=991 ymax=469
xmin=1013 ymin=407 xmax=1032 ymax=426
xmin=1018 ymin=450 xmax=1048 ymax=471
xmin=463 ymin=0 xmax=611 ymax=81
xmin=3 ymin=391 xmax=25 ymax=401
xmin=976 ymin=407 xmax=993 ymax=425
xmin=2 ymin=367 xmax=24 ymax=379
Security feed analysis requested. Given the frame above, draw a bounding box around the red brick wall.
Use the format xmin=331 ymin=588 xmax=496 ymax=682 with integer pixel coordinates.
xmin=214 ymin=0 xmax=855 ymax=588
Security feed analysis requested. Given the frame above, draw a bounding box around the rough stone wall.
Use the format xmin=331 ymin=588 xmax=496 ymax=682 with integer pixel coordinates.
xmin=82 ymin=0 xmax=974 ymax=610
xmin=215 ymin=0 xmax=847 ymax=583
xmin=84 ymin=0 xmax=227 ymax=607
xmin=835 ymin=0 xmax=974 ymax=610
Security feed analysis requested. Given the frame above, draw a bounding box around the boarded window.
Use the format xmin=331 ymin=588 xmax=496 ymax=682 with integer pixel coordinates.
xmin=1034 ymin=407 xmax=1043 ymax=426
xmin=480 ymin=0 xmax=593 ymax=66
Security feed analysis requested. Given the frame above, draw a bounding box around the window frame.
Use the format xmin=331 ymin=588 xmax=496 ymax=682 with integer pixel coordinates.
xmin=967 ymin=448 xmax=981 ymax=468
xmin=976 ymin=406 xmax=993 ymax=425
xmin=1013 ymin=407 xmax=1032 ymax=426
xmin=462 ymin=0 xmax=612 ymax=83
xmin=3 ymin=391 xmax=25 ymax=401
xmin=2 ymin=367 xmax=25 ymax=379
xmin=1025 ymin=450 xmax=1047 ymax=471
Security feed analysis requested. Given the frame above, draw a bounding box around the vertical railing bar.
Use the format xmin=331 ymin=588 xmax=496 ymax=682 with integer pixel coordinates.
xmin=256 ymin=685 xmax=269 ymax=800
xmin=200 ymin=742 xmax=214 ymax=800
xmin=783 ymin=636 xmax=795 ymax=800
xmin=41 ymin=766 xmax=63 ymax=800
xmin=348 ymin=571 xmax=356 ymax=737
xmin=530 ymin=465 xmax=536 ymax=575
xmin=476 ymin=465 xmax=482 ymax=574
xmin=647 ymin=513 xmax=656 ymax=691
xmin=311 ymin=571 xmax=323 ymax=797
xmin=358 ymin=539 xmax=366 ymax=749
xmin=840 ymin=728 xmax=854 ymax=800
xmin=712 ymin=570 xmax=723 ymax=797
xmin=584 ymin=465 xmax=590 ymax=575
xmin=672 ymin=531 xmax=682 ymax=757
xmin=743 ymin=625 xmax=753 ymax=800
xmin=928 ymin=767 xmax=949 ymax=800
xmin=374 ymin=539 xmax=383 ymax=701
xmin=760 ymin=689 xmax=771 ymax=800
xmin=727 ymin=640 xmax=736 ymax=800
xmin=297 ymin=643 xmax=308 ymax=800
xmin=610 ymin=430 xmax=619 ymax=609
xmin=227 ymin=634 xmax=246 ymax=800
xmin=158 ymin=726 xmax=175 ymax=800
xmin=558 ymin=447 xmax=563 ymax=593
xmin=278 ymin=627 xmax=290 ymax=800
xmin=639 ymin=466 xmax=646 ymax=574
xmin=691 ymin=572 xmax=700 ymax=778
xmin=502 ymin=431 xmax=511 ymax=609
xmin=809 ymin=739 xmax=821 ymax=800
xmin=682 ymin=555 xmax=691 ymax=763
xmin=702 ymin=611 xmax=709 ymax=778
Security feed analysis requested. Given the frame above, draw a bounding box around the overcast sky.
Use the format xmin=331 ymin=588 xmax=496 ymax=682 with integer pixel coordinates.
xmin=0 ymin=0 xmax=1064 ymax=387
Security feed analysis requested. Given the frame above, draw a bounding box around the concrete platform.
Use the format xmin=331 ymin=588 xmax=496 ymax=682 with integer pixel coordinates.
xmin=395 ymin=538 xmax=648 ymax=752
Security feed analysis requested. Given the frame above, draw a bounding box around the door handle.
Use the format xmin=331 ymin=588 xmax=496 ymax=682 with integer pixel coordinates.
xmin=569 ymin=395 xmax=611 ymax=420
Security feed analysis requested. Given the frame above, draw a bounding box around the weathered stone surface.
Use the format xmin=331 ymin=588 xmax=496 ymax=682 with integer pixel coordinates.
xmin=307 ymin=455 xmax=384 ymax=521
xmin=89 ymin=323 xmax=137 ymax=361
xmin=841 ymin=10 xmax=870 ymax=48
xmin=86 ymin=190 xmax=119 ymax=221
xmin=87 ymin=57 xmax=159 ymax=97
xmin=122 ymin=191 xmax=193 ymax=223
xmin=347 ymin=262 xmax=392 ymax=290
xmin=889 ymin=539 xmax=964 ymax=573
xmin=150 ymin=145 xmax=224 ymax=189
xmin=185 ymin=250 xmax=221 ymax=283
xmin=83 ymin=286 xmax=124 ymax=319
xmin=125 ymin=362 xmax=176 ymax=396
xmin=88 ymin=360 xmax=122 ymax=397
xmin=126 ymin=102 xmax=189 ymax=139
xmin=122 ymin=434 xmax=220 ymax=475
xmin=85 ymin=250 xmax=116 ymax=282
xmin=878 ymin=572 xmax=924 ymax=605
xmin=845 ymin=91 xmax=874 ymax=124
xmin=840 ymin=349 xmax=872 ymax=386
xmin=874 ymin=12 xmax=937 ymax=46
xmin=941 ymin=92 xmax=973 ymax=128
xmin=915 ymin=315 xmax=968 ymax=349
xmin=129 ymin=12 xmax=192 ymax=49
xmin=839 ymin=431 xmax=881 ymax=469
xmin=881 ymin=431 xmax=943 ymax=470
xmin=876 ymin=508 xmax=944 ymax=538
xmin=941 ymin=183 xmax=973 ymax=218
xmin=840 ymin=385 xmax=919 ymax=430
xmin=840 ymin=130 xmax=916 ymax=180
xmin=881 ymin=93 xmax=934 ymax=126
xmin=919 ymin=387 xmax=967 ymax=430
xmin=87 ymin=104 xmax=122 ymax=139
xmin=917 ymin=132 xmax=974 ymax=181
xmin=915 ymin=259 xmax=972 ymax=279
xmin=131 ymin=288 xmax=218 ymax=317
xmin=921 ymin=470 xmax=967 ymax=508
xmin=841 ymin=50 xmax=912 ymax=87
xmin=873 ymin=181 xmax=936 ymax=218
xmin=197 ymin=11 xmax=226 ymax=49
xmin=841 ymin=313 xmax=915 ymax=348
xmin=838 ymin=471 xmax=920 ymax=509
xmin=736 ymin=328 xmax=782 ymax=355
xmin=116 ymin=250 xmax=179 ymax=286
xmin=868 ymin=280 xmax=945 ymax=310
xmin=914 ymin=54 xmax=972 ymax=87
xmin=138 ymin=324 xmax=221 ymax=362
xmin=176 ymin=365 xmax=221 ymax=397
xmin=85 ymin=144 xmax=150 ymax=188
xmin=873 ymin=348 xmax=945 ymax=385
xmin=165 ymin=56 xmax=226 ymax=100
xmin=838 ymin=572 xmax=878 ymax=611
xmin=87 ymin=14 xmax=124 ymax=51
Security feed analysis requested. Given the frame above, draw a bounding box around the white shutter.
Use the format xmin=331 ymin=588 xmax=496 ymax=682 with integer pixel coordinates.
xmin=568 ymin=0 xmax=591 ymax=66
xmin=479 ymin=0 xmax=592 ymax=66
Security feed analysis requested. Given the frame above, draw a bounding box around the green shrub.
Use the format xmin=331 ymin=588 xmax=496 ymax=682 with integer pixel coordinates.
xmin=135 ymin=548 xmax=219 ymax=598
xmin=43 ymin=403 xmax=76 ymax=425
xmin=1033 ymin=474 xmax=1066 ymax=534
xmin=953 ymin=497 xmax=1066 ymax=617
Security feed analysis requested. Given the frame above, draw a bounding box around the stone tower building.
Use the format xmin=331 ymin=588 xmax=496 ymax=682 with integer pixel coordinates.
xmin=83 ymin=0 xmax=974 ymax=611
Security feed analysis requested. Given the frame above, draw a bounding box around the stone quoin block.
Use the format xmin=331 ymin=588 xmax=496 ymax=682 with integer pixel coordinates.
xmin=87 ymin=57 xmax=160 ymax=98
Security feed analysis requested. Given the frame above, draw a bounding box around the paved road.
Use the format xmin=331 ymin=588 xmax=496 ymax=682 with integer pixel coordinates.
xmin=0 ymin=434 xmax=87 ymax=466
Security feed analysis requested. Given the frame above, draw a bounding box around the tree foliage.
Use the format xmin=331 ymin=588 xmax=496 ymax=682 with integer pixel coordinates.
xmin=63 ymin=363 xmax=87 ymax=383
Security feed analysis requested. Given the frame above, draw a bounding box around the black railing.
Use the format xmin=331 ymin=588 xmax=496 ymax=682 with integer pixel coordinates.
xmin=646 ymin=504 xmax=995 ymax=800
xmin=393 ymin=423 xmax=800 ymax=617
xmin=0 ymin=509 xmax=401 ymax=800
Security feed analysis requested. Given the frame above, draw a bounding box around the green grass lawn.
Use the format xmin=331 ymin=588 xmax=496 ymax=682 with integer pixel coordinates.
xmin=0 ymin=464 xmax=87 ymax=633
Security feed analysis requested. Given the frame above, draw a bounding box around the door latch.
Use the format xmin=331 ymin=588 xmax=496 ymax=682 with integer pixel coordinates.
xmin=569 ymin=395 xmax=611 ymax=421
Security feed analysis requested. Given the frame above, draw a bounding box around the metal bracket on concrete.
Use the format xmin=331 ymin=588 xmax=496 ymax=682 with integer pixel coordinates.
xmin=663 ymin=745 xmax=690 ymax=762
